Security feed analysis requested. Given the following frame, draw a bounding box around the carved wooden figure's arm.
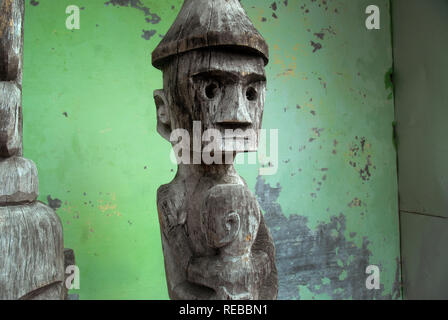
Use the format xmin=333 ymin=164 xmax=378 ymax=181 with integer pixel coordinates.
xmin=157 ymin=185 xmax=217 ymax=300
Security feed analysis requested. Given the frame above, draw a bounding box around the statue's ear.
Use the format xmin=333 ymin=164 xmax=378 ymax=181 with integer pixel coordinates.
xmin=153 ymin=89 xmax=171 ymax=141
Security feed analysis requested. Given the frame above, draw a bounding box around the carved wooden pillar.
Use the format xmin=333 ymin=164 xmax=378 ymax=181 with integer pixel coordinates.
xmin=152 ymin=0 xmax=278 ymax=300
xmin=0 ymin=0 xmax=67 ymax=299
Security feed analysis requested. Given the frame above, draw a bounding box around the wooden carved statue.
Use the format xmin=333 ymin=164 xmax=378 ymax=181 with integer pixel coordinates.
xmin=0 ymin=0 xmax=68 ymax=300
xmin=152 ymin=0 xmax=278 ymax=300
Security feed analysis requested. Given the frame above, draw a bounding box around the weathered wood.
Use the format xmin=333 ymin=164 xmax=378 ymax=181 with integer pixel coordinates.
xmin=152 ymin=0 xmax=269 ymax=69
xmin=0 ymin=0 xmax=68 ymax=300
xmin=23 ymin=282 xmax=66 ymax=300
xmin=186 ymin=184 xmax=272 ymax=300
xmin=0 ymin=81 xmax=22 ymax=157
xmin=155 ymin=48 xmax=266 ymax=159
xmin=0 ymin=156 xmax=38 ymax=204
xmin=152 ymin=0 xmax=278 ymax=300
xmin=0 ymin=0 xmax=24 ymax=84
xmin=0 ymin=202 xmax=65 ymax=300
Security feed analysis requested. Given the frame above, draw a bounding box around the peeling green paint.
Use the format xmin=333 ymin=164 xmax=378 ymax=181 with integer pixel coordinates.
xmin=22 ymin=0 xmax=400 ymax=300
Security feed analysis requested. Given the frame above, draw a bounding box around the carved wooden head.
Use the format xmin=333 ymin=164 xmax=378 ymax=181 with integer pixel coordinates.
xmin=154 ymin=48 xmax=266 ymax=155
xmin=152 ymin=0 xmax=269 ymax=156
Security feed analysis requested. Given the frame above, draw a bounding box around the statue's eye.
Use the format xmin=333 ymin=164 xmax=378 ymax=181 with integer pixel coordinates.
xmin=246 ymin=86 xmax=257 ymax=101
xmin=205 ymin=81 xmax=219 ymax=99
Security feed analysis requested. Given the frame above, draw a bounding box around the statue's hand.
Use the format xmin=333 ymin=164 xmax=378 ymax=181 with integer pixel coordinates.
xmin=187 ymin=255 xmax=222 ymax=288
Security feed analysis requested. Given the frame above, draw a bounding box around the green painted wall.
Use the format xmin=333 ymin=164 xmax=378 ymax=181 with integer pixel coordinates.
xmin=22 ymin=0 xmax=400 ymax=299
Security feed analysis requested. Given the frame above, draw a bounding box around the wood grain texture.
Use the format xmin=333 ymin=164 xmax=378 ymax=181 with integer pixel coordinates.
xmin=0 ymin=81 xmax=22 ymax=157
xmin=0 ymin=0 xmax=24 ymax=84
xmin=185 ymin=184 xmax=272 ymax=300
xmin=0 ymin=202 xmax=65 ymax=300
xmin=156 ymin=166 xmax=278 ymax=300
xmin=0 ymin=156 xmax=38 ymax=204
xmin=159 ymin=49 xmax=266 ymax=155
xmin=152 ymin=0 xmax=268 ymax=69
xmin=0 ymin=0 xmax=68 ymax=300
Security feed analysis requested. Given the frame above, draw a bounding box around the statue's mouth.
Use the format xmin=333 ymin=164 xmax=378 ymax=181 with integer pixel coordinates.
xmin=216 ymin=124 xmax=255 ymax=140
xmin=217 ymin=122 xmax=252 ymax=130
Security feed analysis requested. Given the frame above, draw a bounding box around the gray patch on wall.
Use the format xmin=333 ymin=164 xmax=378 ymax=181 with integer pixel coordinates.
xmin=255 ymin=176 xmax=401 ymax=300
xmin=104 ymin=0 xmax=161 ymax=24
xmin=141 ymin=29 xmax=156 ymax=40
xmin=310 ymin=41 xmax=322 ymax=53
xmin=46 ymin=195 xmax=62 ymax=210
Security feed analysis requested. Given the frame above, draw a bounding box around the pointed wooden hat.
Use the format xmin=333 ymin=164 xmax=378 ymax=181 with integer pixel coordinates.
xmin=152 ymin=0 xmax=269 ymax=69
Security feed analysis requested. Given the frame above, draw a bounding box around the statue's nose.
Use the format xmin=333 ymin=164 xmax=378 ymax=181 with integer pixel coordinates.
xmin=214 ymin=85 xmax=252 ymax=126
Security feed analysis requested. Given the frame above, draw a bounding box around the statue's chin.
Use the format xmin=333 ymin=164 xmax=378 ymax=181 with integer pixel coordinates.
xmin=219 ymin=146 xmax=258 ymax=154
xmin=218 ymin=137 xmax=259 ymax=153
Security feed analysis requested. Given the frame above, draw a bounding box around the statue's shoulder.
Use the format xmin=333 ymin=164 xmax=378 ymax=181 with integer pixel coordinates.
xmin=156 ymin=182 xmax=188 ymax=235
xmin=156 ymin=181 xmax=186 ymax=207
xmin=156 ymin=183 xmax=174 ymax=204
